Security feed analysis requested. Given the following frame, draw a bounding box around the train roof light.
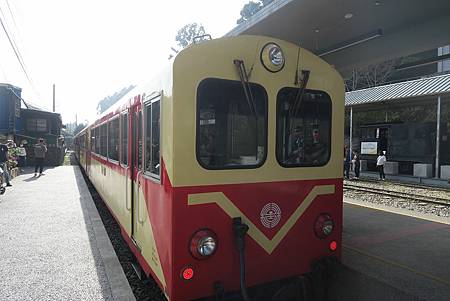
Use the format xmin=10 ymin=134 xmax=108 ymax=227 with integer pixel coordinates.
xmin=261 ymin=43 xmax=285 ymax=72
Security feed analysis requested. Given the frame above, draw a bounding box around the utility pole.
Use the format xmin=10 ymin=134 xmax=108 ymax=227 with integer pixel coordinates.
xmin=52 ymin=84 xmax=56 ymax=112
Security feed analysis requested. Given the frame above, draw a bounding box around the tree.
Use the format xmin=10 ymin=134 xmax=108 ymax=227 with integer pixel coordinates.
xmin=175 ymin=23 xmax=206 ymax=49
xmin=345 ymin=59 xmax=398 ymax=91
xmin=96 ymin=85 xmax=135 ymax=115
xmin=237 ymin=0 xmax=274 ymax=24
xmin=73 ymin=123 xmax=87 ymax=136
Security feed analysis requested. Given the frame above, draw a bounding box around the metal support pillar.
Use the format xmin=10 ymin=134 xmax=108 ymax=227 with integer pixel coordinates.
xmin=435 ymin=95 xmax=441 ymax=178
xmin=349 ymin=106 xmax=353 ymax=153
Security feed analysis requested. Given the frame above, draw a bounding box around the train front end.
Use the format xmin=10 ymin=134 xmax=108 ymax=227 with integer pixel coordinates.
xmin=168 ymin=36 xmax=344 ymax=301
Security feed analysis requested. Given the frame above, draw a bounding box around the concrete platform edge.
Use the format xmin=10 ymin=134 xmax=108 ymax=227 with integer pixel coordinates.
xmin=75 ymin=167 xmax=136 ymax=301
xmin=344 ymin=197 xmax=450 ymax=225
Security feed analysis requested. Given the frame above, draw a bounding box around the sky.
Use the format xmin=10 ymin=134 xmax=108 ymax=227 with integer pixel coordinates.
xmin=0 ymin=0 xmax=248 ymax=125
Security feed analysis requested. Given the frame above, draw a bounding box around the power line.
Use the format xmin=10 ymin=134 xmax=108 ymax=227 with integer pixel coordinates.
xmin=0 ymin=5 xmax=27 ymax=75
xmin=0 ymin=6 xmax=31 ymax=83
xmin=5 ymin=0 xmax=20 ymax=38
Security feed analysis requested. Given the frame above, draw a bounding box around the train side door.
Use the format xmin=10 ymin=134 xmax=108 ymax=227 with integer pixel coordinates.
xmin=131 ymin=102 xmax=144 ymax=250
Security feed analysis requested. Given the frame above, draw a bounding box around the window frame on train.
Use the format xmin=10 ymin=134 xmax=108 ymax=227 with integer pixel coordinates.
xmin=195 ymin=78 xmax=268 ymax=170
xmin=275 ymin=87 xmax=332 ymax=168
xmin=108 ymin=116 xmax=120 ymax=162
xmin=99 ymin=122 xmax=108 ymax=158
xmin=120 ymin=111 xmax=129 ymax=166
xmin=143 ymin=94 xmax=161 ymax=181
xmin=90 ymin=126 xmax=97 ymax=154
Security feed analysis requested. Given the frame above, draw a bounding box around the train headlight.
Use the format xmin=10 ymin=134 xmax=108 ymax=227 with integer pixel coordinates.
xmin=190 ymin=229 xmax=218 ymax=259
xmin=260 ymin=43 xmax=285 ymax=72
xmin=314 ymin=214 xmax=334 ymax=238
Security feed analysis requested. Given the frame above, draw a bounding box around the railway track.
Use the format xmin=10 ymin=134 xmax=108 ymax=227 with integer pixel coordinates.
xmin=356 ymin=177 xmax=450 ymax=193
xmin=344 ymin=183 xmax=450 ymax=206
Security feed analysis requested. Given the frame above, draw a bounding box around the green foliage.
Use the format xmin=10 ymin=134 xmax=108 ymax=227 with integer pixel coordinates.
xmin=175 ymin=23 xmax=206 ymax=49
xmin=96 ymin=85 xmax=135 ymax=115
xmin=237 ymin=0 xmax=274 ymax=24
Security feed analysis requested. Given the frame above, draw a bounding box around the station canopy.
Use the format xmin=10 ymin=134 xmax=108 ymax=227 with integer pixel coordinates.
xmin=345 ymin=73 xmax=450 ymax=107
xmin=227 ymin=0 xmax=450 ymax=76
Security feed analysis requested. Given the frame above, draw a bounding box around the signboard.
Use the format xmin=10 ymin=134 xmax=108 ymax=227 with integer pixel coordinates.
xmin=361 ymin=142 xmax=378 ymax=155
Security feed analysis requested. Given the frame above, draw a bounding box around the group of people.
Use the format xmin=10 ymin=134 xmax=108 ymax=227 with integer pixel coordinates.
xmin=344 ymin=147 xmax=387 ymax=181
xmin=0 ymin=138 xmax=48 ymax=188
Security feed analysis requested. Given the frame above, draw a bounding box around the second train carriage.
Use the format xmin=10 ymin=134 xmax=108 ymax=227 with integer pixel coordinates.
xmin=75 ymin=35 xmax=345 ymax=301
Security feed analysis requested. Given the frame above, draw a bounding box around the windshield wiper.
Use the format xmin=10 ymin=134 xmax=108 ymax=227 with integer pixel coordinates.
xmin=289 ymin=69 xmax=310 ymax=131
xmin=234 ymin=59 xmax=257 ymax=119
xmin=234 ymin=59 xmax=259 ymax=158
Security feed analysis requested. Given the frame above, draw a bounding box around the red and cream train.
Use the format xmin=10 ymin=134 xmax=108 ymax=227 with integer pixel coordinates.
xmin=75 ymin=35 xmax=344 ymax=301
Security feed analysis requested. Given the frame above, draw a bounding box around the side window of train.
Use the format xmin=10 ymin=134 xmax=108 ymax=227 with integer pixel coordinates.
xmin=121 ymin=113 xmax=128 ymax=165
xmin=100 ymin=123 xmax=107 ymax=157
xmin=91 ymin=128 xmax=95 ymax=152
xmin=276 ymin=88 xmax=332 ymax=167
xmin=108 ymin=117 xmax=120 ymax=161
xmin=138 ymin=111 xmax=143 ymax=170
xmin=196 ymin=79 xmax=268 ymax=169
xmin=96 ymin=127 xmax=101 ymax=154
xmin=144 ymin=98 xmax=161 ymax=179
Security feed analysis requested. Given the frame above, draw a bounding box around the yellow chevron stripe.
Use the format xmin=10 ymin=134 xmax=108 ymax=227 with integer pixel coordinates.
xmin=188 ymin=185 xmax=335 ymax=254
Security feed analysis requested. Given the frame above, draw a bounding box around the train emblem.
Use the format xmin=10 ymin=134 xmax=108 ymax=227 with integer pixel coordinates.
xmin=260 ymin=203 xmax=281 ymax=228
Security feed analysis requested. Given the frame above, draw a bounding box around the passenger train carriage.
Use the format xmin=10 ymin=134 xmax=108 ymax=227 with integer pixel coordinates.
xmin=75 ymin=35 xmax=344 ymax=301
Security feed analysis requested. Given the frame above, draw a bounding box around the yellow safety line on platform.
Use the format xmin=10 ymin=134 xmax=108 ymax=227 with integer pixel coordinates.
xmin=343 ymin=244 xmax=450 ymax=286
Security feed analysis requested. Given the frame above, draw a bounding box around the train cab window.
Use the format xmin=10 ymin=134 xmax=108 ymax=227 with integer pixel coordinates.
xmin=196 ymin=78 xmax=267 ymax=169
xmin=144 ymin=99 xmax=161 ymax=178
xmin=108 ymin=117 xmax=119 ymax=161
xmin=121 ymin=113 xmax=128 ymax=165
xmin=100 ymin=124 xmax=107 ymax=157
xmin=276 ymin=88 xmax=332 ymax=167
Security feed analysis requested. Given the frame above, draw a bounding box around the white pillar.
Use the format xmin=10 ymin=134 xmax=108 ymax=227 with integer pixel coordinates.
xmin=435 ymin=95 xmax=441 ymax=178
xmin=349 ymin=106 xmax=353 ymax=153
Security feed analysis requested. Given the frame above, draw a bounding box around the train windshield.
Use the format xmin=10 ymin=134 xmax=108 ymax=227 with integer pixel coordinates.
xmin=276 ymin=88 xmax=332 ymax=167
xmin=196 ymin=78 xmax=267 ymax=169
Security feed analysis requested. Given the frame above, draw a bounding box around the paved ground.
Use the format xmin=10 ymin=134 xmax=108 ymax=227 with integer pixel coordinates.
xmin=337 ymin=199 xmax=450 ymax=301
xmin=0 ymin=166 xmax=135 ymax=301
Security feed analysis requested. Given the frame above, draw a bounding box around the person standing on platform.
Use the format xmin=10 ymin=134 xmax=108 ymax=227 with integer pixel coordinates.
xmin=344 ymin=146 xmax=351 ymax=179
xmin=376 ymin=150 xmax=386 ymax=180
xmin=0 ymin=140 xmax=12 ymax=187
xmin=34 ymin=138 xmax=47 ymax=176
xmin=17 ymin=143 xmax=27 ymax=171
xmin=352 ymin=150 xmax=360 ymax=180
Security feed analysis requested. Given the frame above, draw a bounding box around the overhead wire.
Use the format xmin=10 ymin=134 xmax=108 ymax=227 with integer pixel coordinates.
xmin=0 ymin=1 xmax=42 ymax=102
xmin=0 ymin=4 xmax=32 ymax=84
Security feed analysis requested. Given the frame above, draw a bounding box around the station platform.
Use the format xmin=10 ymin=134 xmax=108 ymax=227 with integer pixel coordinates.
xmin=0 ymin=166 xmax=135 ymax=301
xmin=330 ymin=198 xmax=450 ymax=301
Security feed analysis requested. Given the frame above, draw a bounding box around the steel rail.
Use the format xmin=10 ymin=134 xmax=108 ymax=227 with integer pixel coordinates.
xmin=344 ymin=183 xmax=450 ymax=206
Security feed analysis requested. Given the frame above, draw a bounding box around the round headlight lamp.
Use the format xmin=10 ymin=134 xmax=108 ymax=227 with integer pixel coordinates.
xmin=260 ymin=43 xmax=285 ymax=72
xmin=190 ymin=229 xmax=218 ymax=259
xmin=314 ymin=214 xmax=334 ymax=239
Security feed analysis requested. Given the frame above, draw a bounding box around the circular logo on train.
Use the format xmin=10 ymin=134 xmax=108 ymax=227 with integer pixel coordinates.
xmin=260 ymin=203 xmax=281 ymax=229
